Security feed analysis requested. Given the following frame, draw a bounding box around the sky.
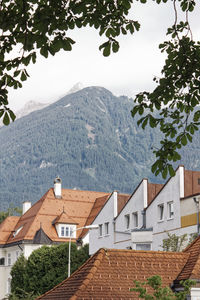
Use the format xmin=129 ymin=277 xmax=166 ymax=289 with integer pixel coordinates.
xmin=7 ymin=1 xmax=200 ymax=111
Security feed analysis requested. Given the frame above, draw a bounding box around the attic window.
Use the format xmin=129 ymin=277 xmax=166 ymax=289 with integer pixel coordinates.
xmin=60 ymin=225 xmax=75 ymax=238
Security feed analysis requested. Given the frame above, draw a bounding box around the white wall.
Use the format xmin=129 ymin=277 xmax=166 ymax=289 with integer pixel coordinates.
xmin=0 ymin=245 xmax=24 ymax=299
xmin=115 ymin=179 xmax=147 ymax=233
xmin=89 ymin=180 xmax=148 ymax=254
xmin=89 ymin=193 xmax=115 ymax=255
xmin=146 ymin=166 xmax=185 ymax=250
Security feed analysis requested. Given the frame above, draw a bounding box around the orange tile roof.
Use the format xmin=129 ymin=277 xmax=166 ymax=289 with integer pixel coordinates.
xmin=37 ymin=248 xmax=189 ymax=300
xmin=0 ymin=216 xmax=20 ymax=244
xmin=177 ymin=235 xmax=200 ymax=280
xmin=53 ymin=211 xmax=78 ymax=225
xmin=0 ymin=188 xmax=110 ymax=245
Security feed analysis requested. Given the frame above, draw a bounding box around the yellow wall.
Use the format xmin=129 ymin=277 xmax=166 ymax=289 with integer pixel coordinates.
xmin=181 ymin=213 xmax=200 ymax=228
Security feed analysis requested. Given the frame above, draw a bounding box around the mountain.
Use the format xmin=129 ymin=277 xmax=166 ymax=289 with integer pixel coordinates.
xmin=16 ymin=101 xmax=50 ymax=119
xmin=0 ymin=86 xmax=199 ymax=211
xmin=15 ymin=83 xmax=84 ymax=120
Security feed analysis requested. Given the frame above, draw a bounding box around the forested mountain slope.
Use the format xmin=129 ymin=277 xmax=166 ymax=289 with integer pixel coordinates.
xmin=0 ymin=87 xmax=198 ymax=210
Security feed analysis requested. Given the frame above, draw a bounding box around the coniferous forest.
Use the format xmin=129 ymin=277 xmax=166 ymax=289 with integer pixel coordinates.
xmin=0 ymin=87 xmax=199 ymax=210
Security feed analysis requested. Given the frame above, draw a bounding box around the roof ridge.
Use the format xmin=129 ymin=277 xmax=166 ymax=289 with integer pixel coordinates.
xmin=190 ymin=253 xmax=200 ymax=278
xmin=183 ymin=236 xmax=200 ymax=252
xmin=22 ymin=189 xmax=52 ymax=240
xmin=105 ymin=248 xmax=187 ymax=255
xmin=73 ymin=248 xmax=105 ymax=298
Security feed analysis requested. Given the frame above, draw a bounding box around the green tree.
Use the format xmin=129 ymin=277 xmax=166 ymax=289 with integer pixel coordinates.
xmin=162 ymin=233 xmax=198 ymax=252
xmin=131 ymin=275 xmax=195 ymax=300
xmin=0 ymin=205 xmax=22 ymax=224
xmin=162 ymin=233 xmax=188 ymax=252
xmin=10 ymin=243 xmax=89 ymax=297
xmin=10 ymin=255 xmax=27 ymax=296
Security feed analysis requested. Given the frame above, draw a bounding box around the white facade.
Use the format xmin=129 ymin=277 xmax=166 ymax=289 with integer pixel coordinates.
xmin=146 ymin=166 xmax=199 ymax=250
xmin=89 ymin=192 xmax=117 ymax=255
xmin=89 ymin=180 xmax=149 ymax=254
xmin=90 ymin=166 xmax=200 ymax=255
xmin=0 ymin=243 xmax=42 ymax=299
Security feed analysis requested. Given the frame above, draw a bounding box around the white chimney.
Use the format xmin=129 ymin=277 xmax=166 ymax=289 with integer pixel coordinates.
xmin=23 ymin=201 xmax=31 ymax=214
xmin=113 ymin=191 xmax=118 ymax=218
xmin=54 ymin=176 xmax=62 ymax=198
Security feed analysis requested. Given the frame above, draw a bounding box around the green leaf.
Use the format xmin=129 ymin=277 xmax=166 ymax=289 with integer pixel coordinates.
xmin=20 ymin=71 xmax=27 ymax=82
xmin=162 ymin=166 xmax=168 ymax=179
xmin=181 ymin=135 xmax=187 ymax=146
xmin=112 ymin=41 xmax=119 ymax=53
xmin=168 ymin=165 xmax=175 ymax=177
xmin=3 ymin=112 xmax=10 ymax=125
xmin=8 ymin=110 xmax=16 ymax=122
xmin=103 ymin=43 xmax=111 ymax=57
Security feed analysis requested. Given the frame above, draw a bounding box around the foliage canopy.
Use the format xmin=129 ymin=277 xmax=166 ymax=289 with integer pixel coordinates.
xmin=10 ymin=243 xmax=89 ymax=297
xmin=1 ymin=0 xmax=200 ymax=177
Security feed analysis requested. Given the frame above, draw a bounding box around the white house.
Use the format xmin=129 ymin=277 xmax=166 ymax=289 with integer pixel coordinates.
xmin=0 ymin=177 xmax=111 ymax=300
xmin=89 ymin=179 xmax=162 ymax=254
xmin=144 ymin=165 xmax=200 ymax=250
xmin=90 ymin=166 xmax=200 ymax=255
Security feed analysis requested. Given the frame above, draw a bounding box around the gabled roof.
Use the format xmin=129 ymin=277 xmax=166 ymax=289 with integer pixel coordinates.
xmin=52 ymin=211 xmax=78 ymax=225
xmin=0 ymin=188 xmax=110 ymax=246
xmin=37 ymin=248 xmax=189 ymax=300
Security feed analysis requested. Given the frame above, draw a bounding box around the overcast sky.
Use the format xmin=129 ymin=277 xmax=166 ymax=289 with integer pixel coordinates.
xmin=8 ymin=1 xmax=200 ymax=111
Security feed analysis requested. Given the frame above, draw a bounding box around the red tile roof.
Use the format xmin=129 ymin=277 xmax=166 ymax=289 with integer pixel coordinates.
xmin=37 ymin=248 xmax=189 ymax=300
xmin=0 ymin=188 xmax=110 ymax=245
xmin=0 ymin=216 xmax=20 ymax=244
xmin=177 ymin=235 xmax=200 ymax=280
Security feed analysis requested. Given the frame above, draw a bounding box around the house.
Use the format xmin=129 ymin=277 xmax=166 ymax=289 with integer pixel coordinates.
xmin=90 ymin=166 xmax=200 ymax=254
xmin=0 ymin=177 xmax=113 ymax=300
xmin=143 ymin=165 xmax=200 ymax=250
xmin=36 ymin=235 xmax=200 ymax=299
xmin=89 ymin=179 xmax=163 ymax=254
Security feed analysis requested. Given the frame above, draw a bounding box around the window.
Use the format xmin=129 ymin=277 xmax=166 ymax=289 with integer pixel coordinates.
xmin=136 ymin=244 xmax=151 ymax=251
xmin=198 ymin=178 xmax=200 ymax=185
xmin=7 ymin=253 xmax=11 ymax=266
xmin=168 ymin=201 xmax=174 ymax=219
xmin=61 ymin=226 xmax=65 ymax=236
xmin=125 ymin=214 xmax=130 ymax=229
xmin=99 ymin=224 xmax=103 ymax=237
xmin=60 ymin=225 xmax=75 ymax=238
xmin=132 ymin=212 xmax=138 ymax=228
xmin=158 ymin=204 xmax=164 ymax=221
xmin=105 ymin=222 xmax=109 ymax=235
xmin=0 ymin=257 xmax=5 ymax=265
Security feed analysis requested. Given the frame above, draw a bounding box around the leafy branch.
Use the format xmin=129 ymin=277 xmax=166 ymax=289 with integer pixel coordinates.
xmin=132 ymin=0 xmax=200 ymax=178
xmin=0 ymin=0 xmax=138 ymax=125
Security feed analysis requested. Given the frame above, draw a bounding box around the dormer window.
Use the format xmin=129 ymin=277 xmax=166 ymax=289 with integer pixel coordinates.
xmin=58 ymin=224 xmax=76 ymax=238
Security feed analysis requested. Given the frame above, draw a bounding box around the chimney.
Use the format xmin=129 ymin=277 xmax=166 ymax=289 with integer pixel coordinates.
xmin=113 ymin=191 xmax=118 ymax=218
xmin=54 ymin=176 xmax=62 ymax=198
xmin=23 ymin=201 xmax=31 ymax=214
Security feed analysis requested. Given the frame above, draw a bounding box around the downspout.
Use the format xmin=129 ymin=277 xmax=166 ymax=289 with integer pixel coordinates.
xmin=193 ymin=197 xmax=200 ymax=235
